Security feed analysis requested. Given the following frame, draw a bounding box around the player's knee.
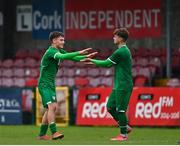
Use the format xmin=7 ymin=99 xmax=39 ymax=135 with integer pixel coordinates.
xmin=48 ymin=103 xmax=57 ymax=111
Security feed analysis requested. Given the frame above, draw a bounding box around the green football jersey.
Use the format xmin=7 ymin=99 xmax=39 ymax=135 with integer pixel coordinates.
xmin=108 ymin=45 xmax=133 ymax=90
xmin=38 ymin=46 xmax=66 ymax=85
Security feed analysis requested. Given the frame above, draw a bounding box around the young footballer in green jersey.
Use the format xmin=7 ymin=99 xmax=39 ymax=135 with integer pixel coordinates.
xmin=37 ymin=31 xmax=97 ymax=140
xmin=82 ymin=28 xmax=133 ymax=141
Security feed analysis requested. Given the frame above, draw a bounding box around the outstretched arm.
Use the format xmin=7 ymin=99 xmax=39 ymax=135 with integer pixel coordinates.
xmin=71 ymin=52 xmax=98 ymax=62
xmin=70 ymin=55 xmax=86 ymax=61
xmin=82 ymin=58 xmax=113 ymax=68
xmin=54 ymin=48 xmax=92 ymax=60
xmin=54 ymin=51 xmax=80 ymax=60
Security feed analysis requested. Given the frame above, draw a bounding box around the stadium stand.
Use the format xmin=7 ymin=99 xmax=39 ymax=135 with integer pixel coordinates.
xmin=0 ymin=48 xmax=179 ymax=88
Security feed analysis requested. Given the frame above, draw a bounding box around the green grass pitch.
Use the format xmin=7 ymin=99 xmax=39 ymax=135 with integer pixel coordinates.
xmin=0 ymin=125 xmax=179 ymax=145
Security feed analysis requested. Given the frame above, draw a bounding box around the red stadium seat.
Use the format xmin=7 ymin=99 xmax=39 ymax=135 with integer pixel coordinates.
xmin=134 ymin=67 xmax=152 ymax=86
xmin=149 ymin=57 xmax=161 ymax=68
xmin=75 ymin=77 xmax=89 ymax=88
xmin=132 ymin=67 xmax=137 ymax=79
xmin=140 ymin=67 xmax=151 ymax=80
xmin=100 ymin=77 xmax=113 ymax=87
xmin=100 ymin=68 xmax=114 ymax=77
xmin=148 ymin=57 xmax=162 ymax=76
xmin=149 ymin=49 xmax=162 ymax=58
xmin=24 ymin=58 xmax=38 ymax=68
xmin=56 ymin=77 xmax=75 ymax=86
xmin=14 ymin=77 xmax=25 ymax=87
xmin=2 ymin=59 xmax=14 ymax=68
xmin=2 ymin=68 xmax=13 ymax=77
xmin=74 ymin=61 xmax=86 ymax=68
xmin=13 ymin=59 xmax=25 ymax=68
xmin=147 ymin=66 xmax=157 ymax=76
xmin=63 ymin=60 xmax=75 ymax=68
xmin=74 ymin=68 xmax=87 ymax=77
xmin=87 ymin=68 xmax=100 ymax=77
xmin=25 ymin=68 xmax=39 ymax=78
xmin=1 ymin=77 xmax=14 ymax=87
xmin=13 ymin=68 xmax=25 ymax=77
xmin=135 ymin=57 xmax=148 ymax=67
xmin=67 ymin=77 xmax=75 ymax=87
xmin=25 ymin=77 xmax=37 ymax=87
xmin=134 ymin=76 xmax=148 ymax=87
xmin=56 ymin=69 xmax=64 ymax=78
xmin=88 ymin=77 xmax=101 ymax=87
xmin=63 ymin=67 xmax=75 ymax=77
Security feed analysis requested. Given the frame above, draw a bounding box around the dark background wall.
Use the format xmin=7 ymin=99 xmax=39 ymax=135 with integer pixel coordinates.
xmin=0 ymin=0 xmax=179 ymax=59
xmin=0 ymin=0 xmax=4 ymax=59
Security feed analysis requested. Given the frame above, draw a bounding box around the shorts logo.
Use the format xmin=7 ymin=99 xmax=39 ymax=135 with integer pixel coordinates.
xmin=52 ymin=96 xmax=56 ymax=100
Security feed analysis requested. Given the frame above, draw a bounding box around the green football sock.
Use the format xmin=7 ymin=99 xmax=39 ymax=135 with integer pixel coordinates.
xmin=118 ymin=112 xmax=128 ymax=135
xmin=39 ymin=124 xmax=48 ymax=136
xmin=49 ymin=122 xmax=57 ymax=134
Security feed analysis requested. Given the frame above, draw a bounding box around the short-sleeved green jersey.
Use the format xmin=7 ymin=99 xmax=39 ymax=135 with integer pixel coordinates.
xmin=108 ymin=45 xmax=133 ymax=90
xmin=38 ymin=46 xmax=66 ymax=85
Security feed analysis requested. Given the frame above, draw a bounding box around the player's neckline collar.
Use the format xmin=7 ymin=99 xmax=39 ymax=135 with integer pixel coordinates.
xmin=50 ymin=46 xmax=61 ymax=50
xmin=119 ymin=44 xmax=126 ymax=48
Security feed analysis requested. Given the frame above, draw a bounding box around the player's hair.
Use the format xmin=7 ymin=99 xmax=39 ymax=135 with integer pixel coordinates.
xmin=113 ymin=28 xmax=129 ymax=41
xmin=49 ymin=31 xmax=64 ymax=42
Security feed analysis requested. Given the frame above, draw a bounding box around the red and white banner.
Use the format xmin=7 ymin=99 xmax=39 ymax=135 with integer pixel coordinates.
xmin=65 ymin=0 xmax=161 ymax=39
xmin=76 ymin=87 xmax=117 ymax=126
xmin=129 ymin=87 xmax=180 ymax=126
xmin=76 ymin=87 xmax=180 ymax=126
